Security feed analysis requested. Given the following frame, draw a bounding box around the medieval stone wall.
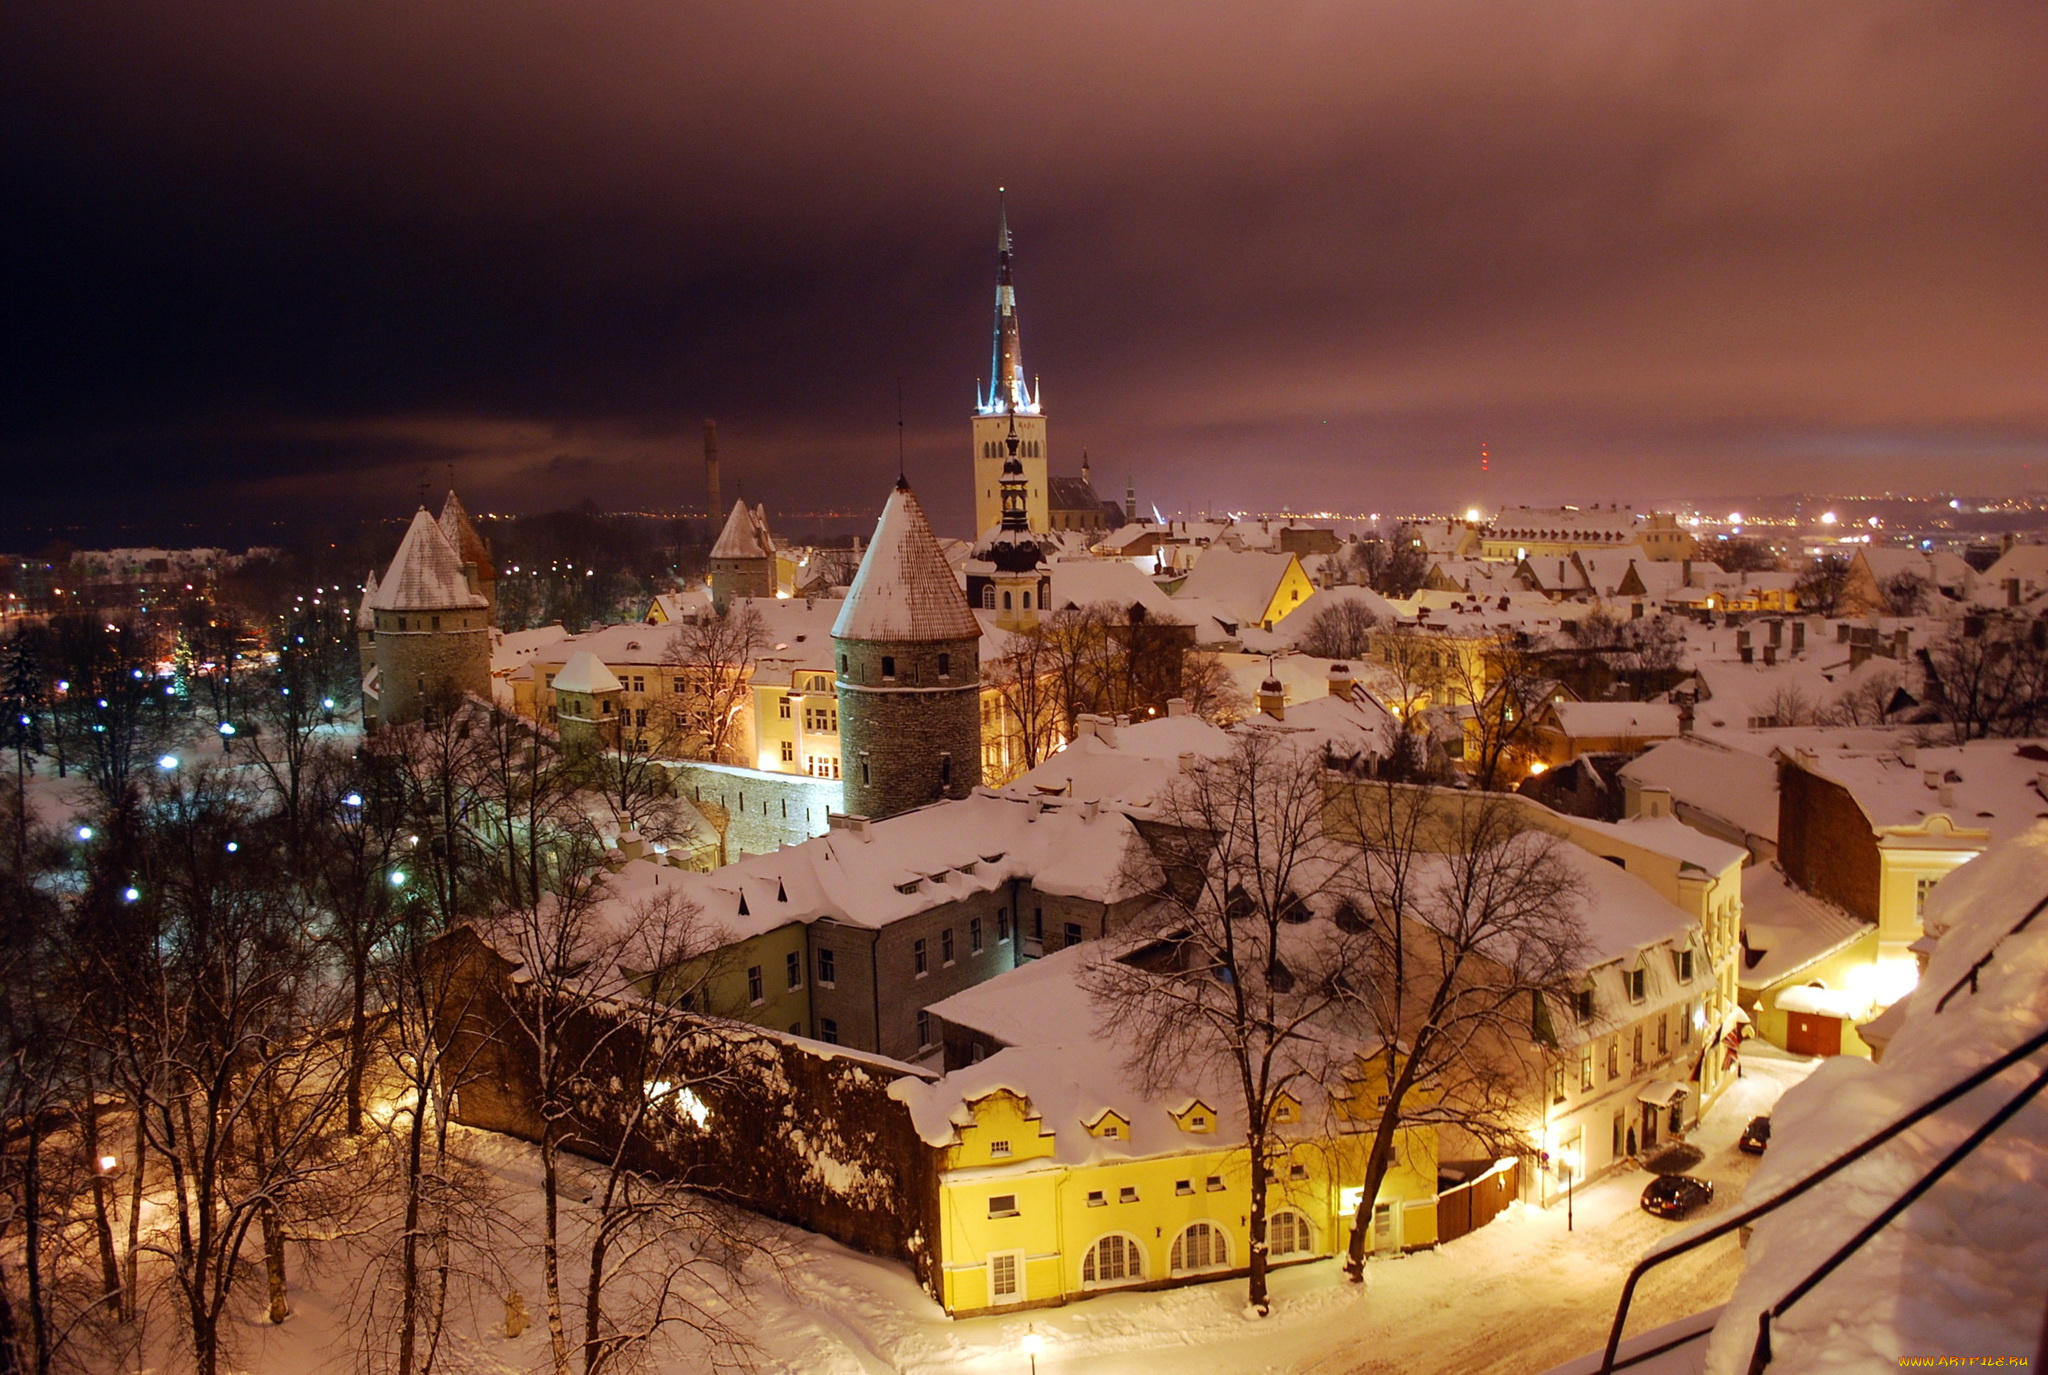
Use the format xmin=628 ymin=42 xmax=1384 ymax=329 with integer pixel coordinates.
xmin=834 ymin=634 xmax=983 ymax=819
xmin=373 ymin=614 xmax=491 ymax=725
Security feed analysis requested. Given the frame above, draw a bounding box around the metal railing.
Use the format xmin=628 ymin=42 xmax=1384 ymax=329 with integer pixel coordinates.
xmin=1595 ymin=1020 xmax=2048 ymax=1373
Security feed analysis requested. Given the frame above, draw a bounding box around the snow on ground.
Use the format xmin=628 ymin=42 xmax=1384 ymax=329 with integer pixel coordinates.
xmin=187 ymin=1048 xmax=1809 ymax=1375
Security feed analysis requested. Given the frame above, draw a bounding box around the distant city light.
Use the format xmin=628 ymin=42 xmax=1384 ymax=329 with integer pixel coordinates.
xmin=1820 ymin=511 xmax=1838 ymax=525
xmin=1728 ymin=512 xmax=1742 ymax=525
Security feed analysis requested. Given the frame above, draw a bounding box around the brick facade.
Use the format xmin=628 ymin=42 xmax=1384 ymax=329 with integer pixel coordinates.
xmin=1777 ymin=760 xmax=1881 ymax=923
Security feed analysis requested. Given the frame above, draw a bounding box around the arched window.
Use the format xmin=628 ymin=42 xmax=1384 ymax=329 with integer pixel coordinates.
xmin=1022 ymin=589 xmax=1032 ymax=609
xmin=1082 ymin=1234 xmax=1144 ymax=1286
xmin=1268 ymin=1211 xmax=1312 ymax=1257
xmin=982 ymin=586 xmax=996 ymax=608
xmin=1002 ymin=591 xmax=1013 ymax=609
xmin=1170 ymin=1221 xmax=1229 ymax=1273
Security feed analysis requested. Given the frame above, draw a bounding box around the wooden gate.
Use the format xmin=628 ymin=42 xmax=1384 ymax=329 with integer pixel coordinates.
xmin=1435 ymin=1158 xmax=1520 ymax=1245
xmin=1787 ymin=1011 xmax=1841 ymax=1057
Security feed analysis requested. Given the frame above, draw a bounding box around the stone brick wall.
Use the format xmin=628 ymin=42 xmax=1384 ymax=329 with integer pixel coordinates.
xmin=432 ymin=924 xmax=947 ymax=1298
xmin=373 ymin=611 xmax=491 ymax=725
xmin=1778 ymin=759 xmax=1881 ymax=922
xmin=834 ymin=633 xmax=983 ymax=819
xmin=710 ymin=556 xmax=775 ymax=606
xmin=669 ymin=760 xmax=843 ymax=856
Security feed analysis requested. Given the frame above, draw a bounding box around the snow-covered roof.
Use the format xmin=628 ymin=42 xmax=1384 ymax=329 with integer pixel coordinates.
xmin=897 ymin=940 xmax=1369 ymax=1161
xmin=1547 ymin=701 xmax=1682 ymax=740
xmin=355 ymin=569 xmax=380 ymax=630
xmin=1620 ymin=736 xmax=1782 ymax=843
xmin=833 ymin=481 xmax=981 ymax=643
xmin=552 ymin=650 xmax=621 ymax=695
xmin=1045 ymin=560 xmax=1189 ymax=623
xmin=1172 ymin=548 xmax=1300 ymax=626
xmin=710 ymin=499 xmax=773 ymax=560
xmin=1703 ymin=822 xmax=2048 ymax=1370
xmin=1788 ymin=738 xmax=2048 ymax=842
xmin=1736 ymin=863 xmax=1869 ymax=990
xmin=369 ymin=508 xmax=489 ymax=612
xmin=491 ymin=623 xmax=571 ymax=676
xmin=439 ymin=489 xmax=494 ymax=581
xmin=1567 ymin=813 xmax=1749 ymax=876
xmin=573 ymin=792 xmax=1153 ymax=953
xmin=1556 ymin=844 xmax=1699 ymax=967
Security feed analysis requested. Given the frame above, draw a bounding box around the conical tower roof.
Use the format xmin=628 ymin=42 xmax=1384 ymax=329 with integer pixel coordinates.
xmin=439 ymin=489 xmax=495 ymax=581
xmin=833 ymin=480 xmax=980 ymax=642
xmin=355 ymin=569 xmax=380 ymax=630
xmin=710 ymin=498 xmax=772 ymax=560
xmin=369 ymin=509 xmax=488 ymax=613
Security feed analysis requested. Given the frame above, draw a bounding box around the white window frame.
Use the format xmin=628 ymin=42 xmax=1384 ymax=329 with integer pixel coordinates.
xmin=986 ymin=1248 xmax=1026 ymax=1304
xmin=1169 ymin=1221 xmax=1231 ymax=1274
xmin=1080 ymin=1233 xmax=1146 ymax=1288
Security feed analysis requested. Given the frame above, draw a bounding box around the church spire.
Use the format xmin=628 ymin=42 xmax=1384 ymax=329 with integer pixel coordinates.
xmin=983 ymin=189 xmax=1036 ymax=416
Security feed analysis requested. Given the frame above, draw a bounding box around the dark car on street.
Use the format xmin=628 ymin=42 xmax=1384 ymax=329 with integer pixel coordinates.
xmin=1739 ymin=1115 xmax=1772 ymax=1155
xmin=1640 ymin=1175 xmax=1715 ymax=1219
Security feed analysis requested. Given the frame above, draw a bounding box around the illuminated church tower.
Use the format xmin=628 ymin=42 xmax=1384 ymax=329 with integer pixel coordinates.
xmin=972 ymin=191 xmax=1049 ymax=537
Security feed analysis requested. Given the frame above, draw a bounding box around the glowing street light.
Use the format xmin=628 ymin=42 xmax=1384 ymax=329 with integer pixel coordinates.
xmin=97 ymin=1154 xmax=119 ymax=1175
xmin=77 ymin=825 xmax=93 ymax=841
xmin=390 ymin=871 xmax=407 ymax=888
xmin=1556 ymin=1147 xmax=1582 ymax=1231
xmin=158 ymin=754 xmax=179 ymax=771
xmin=1021 ymin=1328 xmax=1045 ymax=1374
xmin=122 ymin=886 xmax=140 ymax=903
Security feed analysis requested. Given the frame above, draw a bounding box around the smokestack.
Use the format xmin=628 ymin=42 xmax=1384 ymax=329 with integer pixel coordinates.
xmin=703 ymin=419 xmax=721 ymax=524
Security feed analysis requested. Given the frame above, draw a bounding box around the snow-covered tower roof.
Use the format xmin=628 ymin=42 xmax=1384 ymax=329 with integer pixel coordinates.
xmin=710 ymin=498 xmax=773 ymax=560
xmin=438 ymin=489 xmax=494 ymax=582
xmin=834 ymin=479 xmax=980 ymax=643
xmin=355 ymin=570 xmax=380 ymax=630
xmin=552 ymin=649 xmax=622 ymax=696
xmin=369 ymin=509 xmax=489 ymax=613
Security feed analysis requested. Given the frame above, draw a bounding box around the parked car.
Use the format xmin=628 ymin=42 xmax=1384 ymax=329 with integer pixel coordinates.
xmin=1739 ymin=1115 xmax=1772 ymax=1155
xmin=1640 ymin=1175 xmax=1715 ymax=1219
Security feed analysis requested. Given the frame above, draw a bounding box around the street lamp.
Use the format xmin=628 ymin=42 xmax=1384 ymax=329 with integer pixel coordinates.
xmin=1557 ymin=1148 xmax=1581 ymax=1232
xmin=1020 ymin=1328 xmax=1044 ymax=1374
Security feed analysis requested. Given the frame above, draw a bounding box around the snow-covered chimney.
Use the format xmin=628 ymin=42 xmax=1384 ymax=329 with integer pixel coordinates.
xmin=1258 ymin=677 xmax=1286 ymax=721
xmin=1166 ymin=697 xmax=1191 ymax=717
xmin=1899 ymin=744 xmax=1918 ymax=767
xmin=1328 ymin=662 xmax=1356 ymax=699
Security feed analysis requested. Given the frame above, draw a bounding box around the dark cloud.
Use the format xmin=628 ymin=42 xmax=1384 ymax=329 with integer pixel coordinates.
xmin=3 ymin=1 xmax=2045 ymax=538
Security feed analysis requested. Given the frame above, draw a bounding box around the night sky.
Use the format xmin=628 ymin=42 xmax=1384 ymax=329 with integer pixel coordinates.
xmin=4 ymin=2 xmax=2045 ymax=539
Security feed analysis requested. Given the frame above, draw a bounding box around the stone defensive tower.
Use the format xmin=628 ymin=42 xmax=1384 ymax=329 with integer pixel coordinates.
xmin=833 ymin=478 xmax=983 ymax=819
xmin=708 ymin=498 xmax=777 ymax=609
xmin=364 ymin=504 xmax=492 ymax=726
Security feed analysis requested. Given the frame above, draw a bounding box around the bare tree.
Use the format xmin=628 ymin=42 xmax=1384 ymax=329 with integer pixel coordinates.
xmin=1325 ymin=783 xmax=1587 ymax=1281
xmin=1441 ymin=632 xmax=1548 ymax=791
xmin=1793 ymin=554 xmax=1852 ymax=617
xmin=1917 ymin=620 xmax=2048 ymax=741
xmin=984 ymin=625 xmax=1065 ymax=783
xmin=662 ymin=606 xmax=765 ymax=765
xmin=1295 ymin=600 xmax=1380 ymax=661
xmin=1883 ymin=570 xmax=1934 ymax=616
xmin=1085 ymin=731 xmax=1362 ymax=1316
xmin=482 ymin=860 xmax=765 ymax=1373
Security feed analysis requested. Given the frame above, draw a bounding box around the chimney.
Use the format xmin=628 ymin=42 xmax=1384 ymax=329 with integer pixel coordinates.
xmin=1791 ymin=620 xmax=1806 ymax=655
xmin=1767 ymin=618 xmax=1783 ymax=647
xmin=1166 ymin=696 xmax=1191 ymax=717
xmin=1923 ymin=768 xmax=1941 ymax=790
xmin=1892 ymin=628 xmax=1910 ymax=659
xmin=1938 ymin=780 xmax=1956 ymax=809
xmin=1681 ymin=558 xmax=1693 ymax=587
xmin=1763 ymin=644 xmax=1777 ymax=666
xmin=1678 ymin=697 xmax=1695 ymax=734
xmin=1329 ymin=662 xmax=1357 ymax=699
xmin=703 ymin=419 xmax=721 ymax=523
xmin=1849 ymin=642 xmax=1870 ymax=670
xmin=1838 ymin=622 xmax=1851 ymax=642
xmin=1899 ymin=743 xmax=1917 ymax=767
xmin=2008 ymin=578 xmax=2021 ymax=608
xmin=1258 ymin=677 xmax=1286 ymax=720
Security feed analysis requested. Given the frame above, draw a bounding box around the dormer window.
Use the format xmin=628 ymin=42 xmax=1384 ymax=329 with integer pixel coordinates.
xmin=1575 ymin=987 xmax=1596 ymax=1023
xmin=1676 ymin=948 xmax=1695 ymax=982
xmin=1627 ymin=966 xmax=1647 ymax=1003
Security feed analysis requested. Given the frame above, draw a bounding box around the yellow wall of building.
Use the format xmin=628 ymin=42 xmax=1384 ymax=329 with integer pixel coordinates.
xmin=933 ymin=1088 xmax=1437 ymax=1316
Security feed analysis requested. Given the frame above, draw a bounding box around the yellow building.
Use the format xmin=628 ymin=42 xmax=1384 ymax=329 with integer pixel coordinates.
xmin=1172 ymin=549 xmax=1318 ymax=631
xmin=911 ymin=947 xmax=1439 ymax=1316
xmin=1480 ymin=507 xmax=1699 ymax=563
